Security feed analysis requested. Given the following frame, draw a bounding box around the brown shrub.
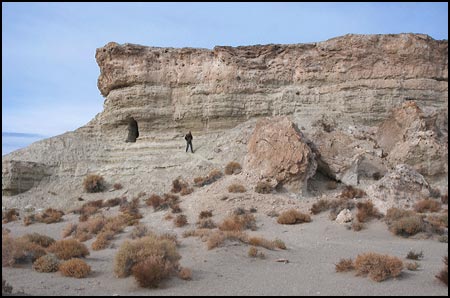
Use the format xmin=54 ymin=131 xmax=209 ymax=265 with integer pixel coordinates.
xmin=199 ymin=210 xmax=213 ymax=219
xmin=254 ymin=181 xmax=273 ymax=194
xmin=104 ymin=197 xmax=124 ymax=207
xmin=219 ymin=214 xmax=256 ymax=231
xmin=174 ymin=215 xmax=188 ymax=227
xmin=47 ymin=239 xmax=90 ymax=260
xmin=414 ymin=199 xmax=441 ymax=213
xmin=435 ymin=256 xmax=448 ymax=286
xmin=130 ymin=224 xmax=150 ymax=239
xmin=113 ymin=183 xmax=123 ymax=190
xmin=406 ymin=262 xmax=420 ymax=271
xmin=178 ymin=267 xmax=192 ymax=280
xmin=193 ymin=176 xmax=206 ymax=187
xmin=384 ymin=207 xmax=425 ymax=237
xmin=92 ymin=231 xmax=115 ymax=251
xmin=32 ymin=254 xmax=60 ymax=273
xmin=277 ymin=209 xmax=311 ymax=225
xmin=340 ymin=185 xmax=366 ymax=199
xmin=21 ymin=233 xmax=55 ymax=248
xmin=329 ymin=198 xmax=356 ymax=220
xmin=425 ymin=214 xmax=448 ymax=235
xmin=23 ymin=214 xmax=35 ymax=226
xmin=228 ymin=184 xmax=246 ymax=193
xmin=2 ymin=234 xmax=15 ymax=267
xmin=2 ymin=209 xmax=19 ymax=223
xmin=180 ymin=187 xmax=194 ymax=196
xmin=248 ymin=246 xmax=265 ymax=259
xmin=335 ymin=258 xmax=354 ymax=272
xmin=225 ymin=161 xmax=242 ymax=175
xmin=83 ymin=174 xmax=105 ymax=193
xmin=196 ymin=218 xmax=217 ymax=229
xmin=171 ymin=178 xmax=188 ymax=193
xmin=131 ymin=256 xmax=172 ymax=288
xmin=406 ymin=250 xmax=423 ymax=260
xmin=354 ymin=252 xmax=403 ymax=282
xmin=356 ymin=201 xmax=382 ymax=223
xmin=352 ymin=222 xmax=364 ymax=231
xmin=61 ymin=223 xmax=77 ymax=238
xmin=164 ymin=214 xmax=174 ymax=221
xmin=248 ymin=237 xmax=275 ymax=250
xmin=59 ymin=258 xmax=91 ymax=278
xmin=194 ymin=169 xmax=223 ymax=187
xmin=170 ymin=203 xmax=182 ymax=214
xmin=273 ymin=239 xmax=286 ymax=250
xmin=147 ymin=194 xmax=163 ymax=210
xmin=35 ymin=208 xmax=64 ymax=224
xmin=114 ymin=234 xmax=181 ymax=278
xmin=310 ymin=199 xmax=330 ymax=215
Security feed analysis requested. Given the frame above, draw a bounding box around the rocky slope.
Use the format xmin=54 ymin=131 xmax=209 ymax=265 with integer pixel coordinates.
xmin=2 ymin=33 xmax=448 ymax=210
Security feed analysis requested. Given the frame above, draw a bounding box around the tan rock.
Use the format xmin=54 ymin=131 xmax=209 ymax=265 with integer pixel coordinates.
xmin=335 ymin=209 xmax=353 ymax=224
xmin=244 ymin=116 xmax=317 ymax=193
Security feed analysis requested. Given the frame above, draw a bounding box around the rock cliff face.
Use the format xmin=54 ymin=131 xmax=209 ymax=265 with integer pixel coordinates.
xmin=2 ymin=34 xmax=448 ymax=205
xmin=94 ymin=33 xmax=447 ymax=135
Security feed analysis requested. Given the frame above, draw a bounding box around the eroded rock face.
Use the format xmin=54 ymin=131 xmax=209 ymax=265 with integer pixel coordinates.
xmin=376 ymin=101 xmax=448 ymax=178
xmin=2 ymin=160 xmax=51 ymax=196
xmin=94 ymin=34 xmax=448 ymax=135
xmin=367 ymin=164 xmax=431 ymax=214
xmin=244 ymin=117 xmax=317 ymax=193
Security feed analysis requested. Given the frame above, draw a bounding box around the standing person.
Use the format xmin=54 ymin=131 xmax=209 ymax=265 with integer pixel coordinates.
xmin=125 ymin=116 xmax=139 ymax=143
xmin=185 ymin=131 xmax=194 ymax=153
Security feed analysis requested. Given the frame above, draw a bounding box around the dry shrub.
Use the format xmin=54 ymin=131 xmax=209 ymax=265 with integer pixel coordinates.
xmin=59 ymin=258 xmax=91 ymax=278
xmin=164 ymin=214 xmax=174 ymax=221
xmin=196 ymin=218 xmax=217 ymax=229
xmin=104 ymin=197 xmax=125 ymax=208
xmin=340 ymin=185 xmax=366 ymax=199
xmin=199 ymin=210 xmax=213 ymax=219
xmin=61 ymin=223 xmax=77 ymax=238
xmin=171 ymin=178 xmax=188 ymax=193
xmin=194 ymin=169 xmax=223 ymax=187
xmin=406 ymin=250 xmax=423 ymax=260
xmin=414 ymin=199 xmax=441 ymax=213
xmin=435 ymin=256 xmax=448 ymax=286
xmin=425 ymin=214 xmax=448 ymax=235
xmin=21 ymin=233 xmax=55 ymax=248
xmin=352 ymin=222 xmax=364 ymax=231
xmin=310 ymin=199 xmax=330 ymax=215
xmin=170 ymin=203 xmax=182 ymax=214
xmin=47 ymin=239 xmax=90 ymax=260
xmin=147 ymin=194 xmax=163 ymax=210
xmin=130 ymin=224 xmax=150 ymax=239
xmin=113 ymin=183 xmax=123 ymax=190
xmin=2 ymin=279 xmax=13 ymax=295
xmin=228 ymin=184 xmax=246 ymax=193
xmin=2 ymin=209 xmax=19 ymax=223
xmin=132 ymin=256 xmax=172 ymax=288
xmin=114 ymin=234 xmax=181 ymax=278
xmin=33 ymin=254 xmax=60 ymax=273
xmin=354 ymin=252 xmax=403 ymax=282
xmin=248 ymin=237 xmax=275 ymax=250
xmin=103 ymin=215 xmax=127 ymax=234
xmin=248 ymin=247 xmax=265 ymax=259
xmin=23 ymin=214 xmax=35 ymax=226
xmin=329 ymin=198 xmax=356 ymax=220
xmin=92 ymin=231 xmax=115 ymax=251
xmin=385 ymin=208 xmax=424 ymax=237
xmin=206 ymin=231 xmax=247 ymax=250
xmin=219 ymin=214 xmax=256 ymax=231
xmin=35 ymin=208 xmax=64 ymax=224
xmin=254 ymin=181 xmax=273 ymax=194
xmin=178 ymin=267 xmax=192 ymax=280
xmin=273 ymin=239 xmax=286 ymax=250
xmin=2 ymin=233 xmax=15 ymax=267
xmin=174 ymin=215 xmax=188 ymax=227
xmin=225 ymin=162 xmax=242 ymax=175
xmin=277 ymin=209 xmax=311 ymax=225
xmin=180 ymin=187 xmax=194 ymax=196
xmin=406 ymin=262 xmax=420 ymax=271
xmin=193 ymin=176 xmax=206 ymax=187
xmin=356 ymin=201 xmax=382 ymax=222
xmin=335 ymin=258 xmax=354 ymax=272
xmin=83 ymin=174 xmax=105 ymax=193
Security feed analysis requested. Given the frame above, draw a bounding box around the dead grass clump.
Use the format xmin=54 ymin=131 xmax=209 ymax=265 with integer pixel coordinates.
xmin=104 ymin=197 xmax=125 ymax=208
xmin=174 ymin=215 xmax=188 ymax=227
xmin=354 ymin=252 xmax=403 ymax=282
xmin=23 ymin=214 xmax=35 ymax=226
xmin=425 ymin=214 xmax=448 ymax=235
xmin=273 ymin=239 xmax=286 ymax=250
xmin=35 ymin=208 xmax=64 ymax=224
xmin=2 ymin=234 xmax=15 ymax=267
xmin=59 ymin=258 xmax=91 ymax=278
xmin=147 ymin=194 xmax=163 ymax=210
xmin=113 ymin=183 xmax=123 ymax=190
xmin=356 ymin=201 xmax=382 ymax=223
xmin=83 ymin=174 xmax=105 ymax=193
xmin=254 ymin=181 xmax=274 ymax=194
xmin=130 ymin=224 xmax=150 ymax=239
xmin=225 ymin=161 xmax=242 ymax=175
xmin=7 ymin=237 xmax=47 ymax=265
xmin=329 ymin=198 xmax=356 ymax=220
xmin=435 ymin=256 xmax=448 ymax=286
xmin=384 ymin=207 xmax=425 ymax=237
xmin=277 ymin=209 xmax=311 ymax=225
xmin=47 ymin=239 xmax=90 ymax=260
xmin=199 ymin=210 xmax=213 ymax=219
xmin=131 ymin=256 xmax=172 ymax=288
xmin=340 ymin=185 xmax=366 ymax=199
xmin=170 ymin=204 xmax=182 ymax=214
xmin=61 ymin=223 xmax=77 ymax=238
xmin=352 ymin=222 xmax=365 ymax=231
xmin=193 ymin=176 xmax=206 ymax=187
xmin=180 ymin=187 xmax=194 ymax=196
xmin=2 ymin=209 xmax=19 ymax=223
xmin=91 ymin=231 xmax=115 ymax=251
xmin=21 ymin=233 xmax=55 ymax=248
xmin=194 ymin=169 xmax=223 ymax=187
xmin=196 ymin=218 xmax=217 ymax=229
xmin=406 ymin=262 xmax=420 ymax=271
xmin=335 ymin=258 xmax=354 ymax=272
xmin=248 ymin=247 xmax=265 ymax=259
xmin=32 ymin=254 xmax=60 ymax=273
xmin=406 ymin=250 xmax=423 ymax=260
xmin=310 ymin=199 xmax=331 ymax=215
xmin=164 ymin=214 xmax=174 ymax=221
xmin=414 ymin=198 xmax=441 ymax=213
xmin=114 ymin=234 xmax=181 ymax=278
xmin=178 ymin=267 xmax=192 ymax=280
xmin=228 ymin=184 xmax=246 ymax=193
xmin=171 ymin=178 xmax=189 ymax=193
xmin=248 ymin=237 xmax=276 ymax=250
xmin=219 ymin=214 xmax=257 ymax=231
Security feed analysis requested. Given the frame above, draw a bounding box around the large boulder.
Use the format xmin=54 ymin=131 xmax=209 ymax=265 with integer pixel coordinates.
xmin=367 ymin=164 xmax=432 ymax=214
xmin=244 ymin=116 xmax=317 ymax=193
xmin=2 ymin=160 xmax=51 ymax=196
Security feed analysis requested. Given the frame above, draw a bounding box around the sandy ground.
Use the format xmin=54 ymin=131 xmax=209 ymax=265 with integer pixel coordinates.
xmin=2 ymin=191 xmax=448 ymax=296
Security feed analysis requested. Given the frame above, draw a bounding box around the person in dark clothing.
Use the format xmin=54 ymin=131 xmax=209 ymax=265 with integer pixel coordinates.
xmin=185 ymin=131 xmax=194 ymax=153
xmin=125 ymin=116 xmax=139 ymax=143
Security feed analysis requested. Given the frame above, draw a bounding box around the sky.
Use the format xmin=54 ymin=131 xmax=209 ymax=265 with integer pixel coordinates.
xmin=2 ymin=2 xmax=448 ymax=155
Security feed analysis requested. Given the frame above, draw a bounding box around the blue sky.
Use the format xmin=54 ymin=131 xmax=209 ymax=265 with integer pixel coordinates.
xmin=2 ymin=2 xmax=448 ymax=155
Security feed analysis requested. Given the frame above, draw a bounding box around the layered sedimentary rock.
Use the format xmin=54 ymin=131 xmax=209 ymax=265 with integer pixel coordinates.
xmin=244 ymin=117 xmax=317 ymax=193
xmin=2 ymin=161 xmax=51 ymax=196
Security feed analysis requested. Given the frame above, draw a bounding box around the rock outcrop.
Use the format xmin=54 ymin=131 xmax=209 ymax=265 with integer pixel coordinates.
xmin=2 ymin=160 xmax=51 ymax=196
xmin=244 ymin=117 xmax=317 ymax=193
